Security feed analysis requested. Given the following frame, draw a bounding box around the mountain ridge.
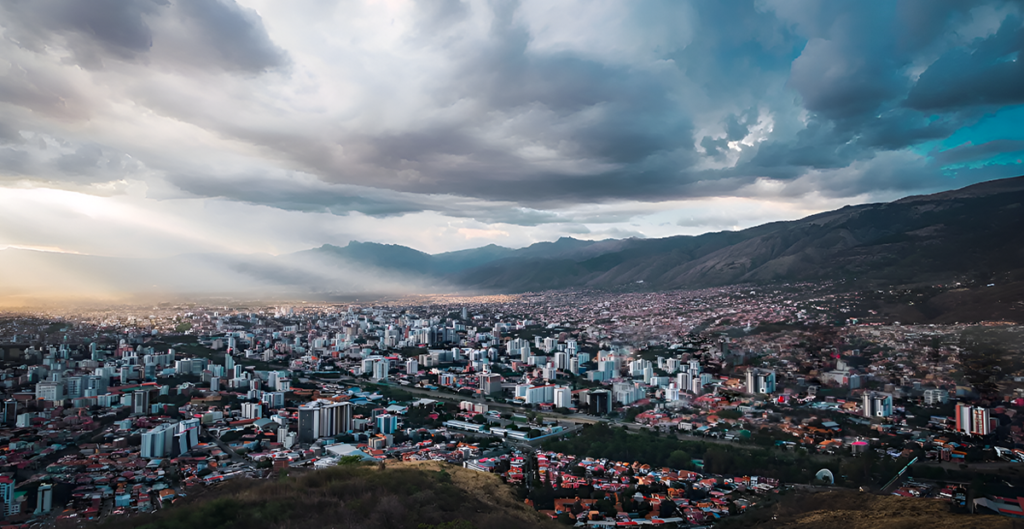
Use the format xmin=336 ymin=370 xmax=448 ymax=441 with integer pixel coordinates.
xmin=2 ymin=175 xmax=1023 ymax=302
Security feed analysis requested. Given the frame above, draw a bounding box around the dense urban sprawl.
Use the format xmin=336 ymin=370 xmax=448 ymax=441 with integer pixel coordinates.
xmin=0 ymin=284 xmax=1021 ymax=525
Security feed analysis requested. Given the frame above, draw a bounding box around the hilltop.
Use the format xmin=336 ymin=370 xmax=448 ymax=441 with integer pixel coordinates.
xmin=97 ymin=461 xmax=557 ymax=529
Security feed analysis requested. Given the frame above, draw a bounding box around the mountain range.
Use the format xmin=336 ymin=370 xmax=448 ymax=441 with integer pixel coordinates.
xmin=2 ymin=175 xmax=1022 ymax=304
xmin=304 ymin=175 xmax=1024 ymax=292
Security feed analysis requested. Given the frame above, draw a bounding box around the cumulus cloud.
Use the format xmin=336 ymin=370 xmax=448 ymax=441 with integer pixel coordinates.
xmin=0 ymin=0 xmax=1021 ymax=258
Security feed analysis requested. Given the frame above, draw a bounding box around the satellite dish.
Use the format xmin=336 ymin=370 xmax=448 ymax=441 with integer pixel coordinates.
xmin=815 ymin=468 xmax=834 ymax=485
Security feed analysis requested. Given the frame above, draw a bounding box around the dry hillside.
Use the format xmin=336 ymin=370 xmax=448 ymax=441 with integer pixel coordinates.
xmin=96 ymin=461 xmax=557 ymax=529
xmin=763 ymin=491 xmax=1013 ymax=529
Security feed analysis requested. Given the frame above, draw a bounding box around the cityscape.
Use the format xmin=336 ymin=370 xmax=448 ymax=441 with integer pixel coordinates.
xmin=1 ymin=1 xmax=1024 ymax=528
xmin=0 ymin=278 xmax=1020 ymax=526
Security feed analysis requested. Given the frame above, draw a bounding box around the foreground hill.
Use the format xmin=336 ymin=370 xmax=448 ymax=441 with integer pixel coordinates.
xmin=728 ymin=490 xmax=1012 ymax=529
xmin=100 ymin=462 xmax=556 ymax=529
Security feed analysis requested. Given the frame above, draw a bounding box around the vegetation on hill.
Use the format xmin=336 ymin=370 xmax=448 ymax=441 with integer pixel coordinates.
xmin=720 ymin=490 xmax=1012 ymax=529
xmin=99 ymin=461 xmax=557 ymax=529
xmin=544 ymin=423 xmax=819 ymax=483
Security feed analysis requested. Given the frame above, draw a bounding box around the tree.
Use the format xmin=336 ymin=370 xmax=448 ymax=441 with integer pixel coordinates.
xmin=668 ymin=450 xmax=691 ymax=470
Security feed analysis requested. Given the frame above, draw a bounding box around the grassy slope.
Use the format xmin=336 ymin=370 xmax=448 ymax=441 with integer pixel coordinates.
xmin=98 ymin=461 xmax=557 ymax=529
xmin=727 ymin=490 xmax=1013 ymax=529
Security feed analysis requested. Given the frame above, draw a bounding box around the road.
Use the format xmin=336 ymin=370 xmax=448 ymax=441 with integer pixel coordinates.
xmin=204 ymin=426 xmax=247 ymax=464
xmin=340 ymin=377 xmax=607 ymax=424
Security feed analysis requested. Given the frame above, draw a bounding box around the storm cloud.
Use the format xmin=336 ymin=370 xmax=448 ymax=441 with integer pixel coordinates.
xmin=0 ymin=0 xmax=1022 ymax=257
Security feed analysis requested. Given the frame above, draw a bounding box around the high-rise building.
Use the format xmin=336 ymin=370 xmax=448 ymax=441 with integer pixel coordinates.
xmin=0 ymin=475 xmax=16 ymax=517
xmin=376 ymin=414 xmax=398 ymax=435
xmin=665 ymin=383 xmax=680 ymax=401
xmin=521 ymin=384 xmax=555 ymax=405
xmin=372 ymin=359 xmax=390 ymax=381
xmin=133 ymin=389 xmax=150 ymax=415
xmin=242 ymin=402 xmax=263 ymax=419
xmin=35 ymin=483 xmax=52 ymax=514
xmin=507 ymin=338 xmax=530 ymax=361
xmin=65 ymin=376 xmax=83 ymax=399
xmin=405 ymin=359 xmax=418 ymax=374
xmin=176 ymin=419 xmax=201 ymax=454
xmin=480 ymin=373 xmax=502 ymax=395
xmin=298 ymin=400 xmax=352 ymax=443
xmin=586 ymin=390 xmax=612 ymax=415
xmin=141 ymin=422 xmax=177 ymax=458
xmin=745 ymin=368 xmax=776 ymax=395
xmin=35 ymin=381 xmax=65 ymax=402
xmin=955 ymin=403 xmax=992 ymax=436
xmin=924 ymin=389 xmax=948 ymax=405
xmin=862 ymin=391 xmax=893 ymax=418
xmin=2 ymin=400 xmax=16 ymax=427
xmin=554 ymin=386 xmax=572 ymax=409
xmin=955 ymin=403 xmax=972 ymax=433
xmin=261 ymin=391 xmax=286 ymax=409
xmin=972 ymin=407 xmax=991 ymax=436
xmin=613 ymin=382 xmax=645 ymax=405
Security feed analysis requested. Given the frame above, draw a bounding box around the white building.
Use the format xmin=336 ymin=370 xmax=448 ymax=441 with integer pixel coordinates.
xmin=862 ymin=391 xmax=893 ymax=418
xmin=554 ymin=386 xmax=572 ymax=409
xmin=372 ymin=359 xmax=390 ymax=381
xmin=35 ymin=381 xmax=65 ymax=402
xmin=519 ymin=384 xmax=555 ymax=405
xmin=242 ymin=402 xmax=263 ymax=419
xmin=612 ymin=382 xmax=645 ymax=405
xmin=141 ymin=422 xmax=177 ymax=458
xmin=923 ymin=389 xmax=948 ymax=405
xmin=745 ymin=368 xmax=776 ymax=395
xmin=298 ymin=400 xmax=352 ymax=443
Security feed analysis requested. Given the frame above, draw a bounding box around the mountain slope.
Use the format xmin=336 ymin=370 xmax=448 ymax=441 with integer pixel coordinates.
xmin=3 ymin=176 xmax=1022 ymax=304
xmin=447 ymin=176 xmax=1024 ymax=292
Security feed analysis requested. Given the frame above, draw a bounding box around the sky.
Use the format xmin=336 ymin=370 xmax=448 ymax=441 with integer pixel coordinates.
xmin=1 ymin=0 xmax=1023 ymax=258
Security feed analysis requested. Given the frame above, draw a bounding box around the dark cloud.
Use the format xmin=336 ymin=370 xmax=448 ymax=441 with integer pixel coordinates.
xmin=163 ymin=169 xmax=575 ymax=226
xmin=174 ymin=0 xmax=289 ymax=72
xmin=906 ymin=17 xmax=1024 ymax=110
xmin=0 ymin=0 xmax=161 ymax=67
xmin=165 ymin=171 xmax=428 ymax=218
xmin=932 ymin=139 xmax=1024 ymax=165
xmin=1 ymin=0 xmax=1021 ymax=227
xmin=0 ymin=0 xmax=286 ymax=72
